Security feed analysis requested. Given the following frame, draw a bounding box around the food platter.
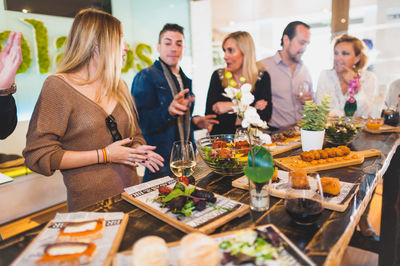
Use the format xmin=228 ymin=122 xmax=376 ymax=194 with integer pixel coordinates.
xmin=364 ymin=124 xmax=400 ymax=134
xmin=113 ymin=224 xmax=315 ymax=266
xmin=232 ymin=170 xmax=359 ymax=212
xmin=264 ymin=136 xmax=302 ymax=156
xmin=11 ymin=212 xmax=128 ymax=266
xmin=274 ymin=149 xmax=381 ymax=173
xmin=122 ymin=176 xmax=250 ymax=234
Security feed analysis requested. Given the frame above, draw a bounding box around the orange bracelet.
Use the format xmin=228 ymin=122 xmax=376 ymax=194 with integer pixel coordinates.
xmin=102 ymin=148 xmax=107 ymax=164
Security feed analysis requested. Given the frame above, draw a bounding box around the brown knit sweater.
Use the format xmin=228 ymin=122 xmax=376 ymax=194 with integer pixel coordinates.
xmin=23 ymin=75 xmax=146 ymax=211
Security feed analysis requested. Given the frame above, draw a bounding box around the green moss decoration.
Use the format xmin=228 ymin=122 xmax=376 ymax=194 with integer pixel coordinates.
xmin=55 ymin=36 xmax=67 ymax=49
xmin=55 ymin=36 xmax=67 ymax=64
xmin=135 ymin=43 xmax=152 ymax=71
xmin=121 ymin=44 xmax=134 ymax=73
xmin=0 ymin=31 xmax=32 ymax=74
xmin=24 ymin=19 xmax=50 ymax=74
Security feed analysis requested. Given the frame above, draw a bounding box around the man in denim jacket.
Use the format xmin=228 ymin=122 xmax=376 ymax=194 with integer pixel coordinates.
xmin=131 ymin=24 xmax=218 ymax=182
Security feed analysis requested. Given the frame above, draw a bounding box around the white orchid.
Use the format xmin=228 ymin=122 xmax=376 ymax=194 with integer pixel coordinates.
xmin=222 ymin=86 xmax=239 ymax=100
xmin=242 ymin=107 xmax=267 ymax=128
xmin=241 ymin=90 xmax=255 ymax=106
xmin=259 ymin=132 xmax=272 ymax=144
xmin=223 ymin=72 xmax=271 ymax=144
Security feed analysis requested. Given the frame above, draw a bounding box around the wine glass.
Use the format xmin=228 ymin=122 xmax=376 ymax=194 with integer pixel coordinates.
xmin=284 ymin=171 xmax=324 ymax=225
xmin=295 ymin=81 xmax=310 ymax=103
xmin=170 ymin=140 xmax=196 ymax=178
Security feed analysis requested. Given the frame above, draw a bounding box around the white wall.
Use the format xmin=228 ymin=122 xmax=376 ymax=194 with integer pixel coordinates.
xmin=0 ymin=0 xmax=193 ymax=155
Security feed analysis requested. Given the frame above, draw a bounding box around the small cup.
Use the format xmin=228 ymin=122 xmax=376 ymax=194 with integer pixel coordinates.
xmin=366 ymin=117 xmax=384 ymax=130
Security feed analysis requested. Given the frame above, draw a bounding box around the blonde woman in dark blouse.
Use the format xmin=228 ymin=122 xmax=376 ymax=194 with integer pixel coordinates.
xmin=205 ymin=31 xmax=272 ymax=135
xmin=23 ymin=9 xmax=163 ymax=211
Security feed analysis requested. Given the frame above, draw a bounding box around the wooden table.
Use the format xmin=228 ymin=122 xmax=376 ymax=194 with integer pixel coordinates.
xmin=0 ymin=131 xmax=399 ymax=266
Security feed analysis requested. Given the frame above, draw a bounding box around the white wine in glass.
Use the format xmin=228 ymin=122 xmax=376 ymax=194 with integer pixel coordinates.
xmin=295 ymin=81 xmax=310 ymax=103
xmin=170 ymin=140 xmax=196 ymax=178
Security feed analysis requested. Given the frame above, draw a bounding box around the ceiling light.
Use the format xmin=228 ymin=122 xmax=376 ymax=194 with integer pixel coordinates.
xmin=22 ymin=9 xmax=30 ymax=13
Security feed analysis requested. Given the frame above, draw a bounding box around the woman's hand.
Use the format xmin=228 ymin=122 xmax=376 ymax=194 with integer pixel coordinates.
xmin=254 ymin=99 xmax=268 ymax=110
xmin=135 ymin=145 xmax=164 ymax=173
xmin=340 ymin=65 xmax=357 ymax=84
xmin=106 ymin=138 xmax=148 ymax=166
xmin=212 ymin=101 xmax=233 ymax=115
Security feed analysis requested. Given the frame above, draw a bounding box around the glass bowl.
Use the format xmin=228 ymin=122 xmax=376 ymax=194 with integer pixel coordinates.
xmin=196 ymin=134 xmax=250 ymax=175
xmin=325 ymin=118 xmax=364 ymax=146
xmin=366 ymin=117 xmax=384 ymax=130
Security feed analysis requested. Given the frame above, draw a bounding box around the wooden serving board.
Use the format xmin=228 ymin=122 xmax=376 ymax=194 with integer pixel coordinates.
xmin=113 ymin=224 xmax=315 ymax=266
xmin=122 ymin=176 xmax=249 ymax=234
xmin=265 ymin=141 xmax=302 ymax=156
xmin=11 ymin=212 xmax=129 ymax=266
xmin=232 ymin=171 xmax=359 ymax=212
xmin=274 ymin=149 xmax=381 ymax=173
xmin=364 ymin=124 xmax=400 ymax=134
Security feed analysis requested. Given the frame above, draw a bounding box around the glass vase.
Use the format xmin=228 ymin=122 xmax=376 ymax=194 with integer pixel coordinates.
xmin=248 ymin=178 xmax=270 ymax=212
xmin=344 ymin=100 xmax=357 ymax=117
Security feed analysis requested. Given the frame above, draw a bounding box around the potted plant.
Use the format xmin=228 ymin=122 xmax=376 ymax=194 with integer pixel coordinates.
xmin=298 ymin=94 xmax=331 ymax=151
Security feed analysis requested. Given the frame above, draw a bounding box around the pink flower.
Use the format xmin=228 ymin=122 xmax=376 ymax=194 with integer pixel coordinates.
xmin=348 ymin=96 xmax=356 ymax=103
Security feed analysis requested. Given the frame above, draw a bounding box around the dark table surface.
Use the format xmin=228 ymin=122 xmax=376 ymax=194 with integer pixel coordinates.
xmin=1 ymin=131 xmax=399 ymax=266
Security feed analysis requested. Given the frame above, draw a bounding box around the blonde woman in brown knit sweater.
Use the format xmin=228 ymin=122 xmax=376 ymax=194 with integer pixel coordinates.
xmin=23 ymin=9 xmax=164 ymax=211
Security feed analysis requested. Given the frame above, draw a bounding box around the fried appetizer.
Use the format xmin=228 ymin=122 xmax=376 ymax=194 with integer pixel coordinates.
xmin=319 ymin=150 xmax=329 ymax=159
xmin=36 ymin=242 xmax=96 ymax=265
xmin=179 ymin=233 xmax=219 ymax=266
xmin=132 ymin=236 xmax=169 ymax=266
xmin=290 ymin=169 xmax=310 ymax=189
xmin=324 ymin=148 xmax=336 ymax=158
xmin=300 ymin=151 xmax=314 ymax=162
xmin=310 ymin=150 xmax=320 ymax=160
xmin=212 ymin=140 xmax=227 ymax=149
xmin=235 ymin=140 xmax=250 ymax=154
xmin=338 ymin=146 xmax=351 ymax=155
xmin=57 ymin=219 xmax=104 ymax=243
xmin=271 ymin=166 xmax=279 ymax=183
xmin=334 ymin=148 xmax=344 ymax=157
xmin=320 ymin=177 xmax=341 ymax=196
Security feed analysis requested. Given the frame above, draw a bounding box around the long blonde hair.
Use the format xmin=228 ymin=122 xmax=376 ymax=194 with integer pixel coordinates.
xmin=222 ymin=31 xmax=261 ymax=89
xmin=57 ymin=8 xmax=136 ymax=135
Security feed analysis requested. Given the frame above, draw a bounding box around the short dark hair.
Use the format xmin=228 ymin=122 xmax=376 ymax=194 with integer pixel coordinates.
xmin=158 ymin=23 xmax=184 ymax=43
xmin=280 ymin=21 xmax=310 ymax=47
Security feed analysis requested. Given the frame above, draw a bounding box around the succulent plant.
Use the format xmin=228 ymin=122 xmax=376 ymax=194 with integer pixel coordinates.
xmin=298 ymin=94 xmax=331 ymax=131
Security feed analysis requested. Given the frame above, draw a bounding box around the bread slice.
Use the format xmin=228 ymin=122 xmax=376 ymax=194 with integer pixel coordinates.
xmin=179 ymin=233 xmax=219 ymax=266
xmin=36 ymin=242 xmax=96 ymax=265
xmin=57 ymin=218 xmax=104 ymax=243
xmin=132 ymin=236 xmax=169 ymax=266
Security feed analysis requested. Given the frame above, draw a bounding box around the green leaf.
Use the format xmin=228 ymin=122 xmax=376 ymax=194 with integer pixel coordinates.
xmin=244 ymin=166 xmax=275 ymax=184
xmin=162 ymin=189 xmax=185 ymax=203
xmin=180 ymin=201 xmax=195 ymax=216
xmin=247 ymin=146 xmax=273 ymax=168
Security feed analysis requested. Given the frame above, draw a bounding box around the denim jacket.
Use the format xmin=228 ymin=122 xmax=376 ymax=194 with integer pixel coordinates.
xmin=131 ymin=59 xmax=195 ymax=181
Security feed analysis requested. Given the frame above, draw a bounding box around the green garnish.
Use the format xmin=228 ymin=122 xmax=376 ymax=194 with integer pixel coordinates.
xmin=208 ymin=203 xmax=232 ymax=212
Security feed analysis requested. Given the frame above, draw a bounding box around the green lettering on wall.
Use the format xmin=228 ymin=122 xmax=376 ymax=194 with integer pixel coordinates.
xmin=121 ymin=44 xmax=134 ymax=73
xmin=55 ymin=36 xmax=67 ymax=64
xmin=135 ymin=43 xmax=152 ymax=71
xmin=0 ymin=31 xmax=32 ymax=74
xmin=24 ymin=19 xmax=50 ymax=73
xmin=55 ymin=36 xmax=67 ymax=49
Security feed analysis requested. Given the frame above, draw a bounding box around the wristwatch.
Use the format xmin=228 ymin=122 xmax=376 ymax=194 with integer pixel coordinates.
xmin=0 ymin=83 xmax=17 ymax=96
